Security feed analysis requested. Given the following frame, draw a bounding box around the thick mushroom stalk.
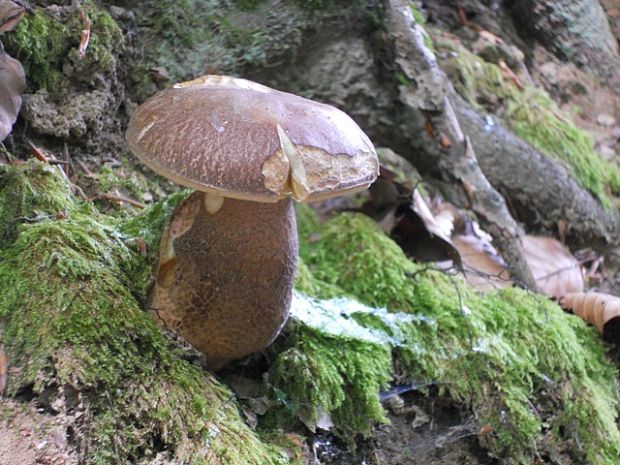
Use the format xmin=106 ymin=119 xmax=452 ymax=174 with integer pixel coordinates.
xmin=152 ymin=192 xmax=297 ymax=369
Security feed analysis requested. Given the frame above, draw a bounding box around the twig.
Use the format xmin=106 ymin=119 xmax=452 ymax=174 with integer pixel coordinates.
xmin=27 ymin=140 xmax=70 ymax=165
xmin=92 ymin=193 xmax=146 ymax=209
xmin=456 ymin=2 xmax=468 ymax=27
xmin=27 ymin=140 xmax=48 ymax=163
xmin=77 ymin=159 xmax=96 ymax=178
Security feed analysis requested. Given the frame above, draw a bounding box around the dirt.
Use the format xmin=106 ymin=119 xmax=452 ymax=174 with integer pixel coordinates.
xmin=0 ymin=398 xmax=78 ymax=465
xmin=312 ymin=390 xmax=495 ymax=465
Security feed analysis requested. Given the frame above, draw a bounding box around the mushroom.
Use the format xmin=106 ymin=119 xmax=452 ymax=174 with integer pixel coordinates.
xmin=126 ymin=75 xmax=378 ymax=369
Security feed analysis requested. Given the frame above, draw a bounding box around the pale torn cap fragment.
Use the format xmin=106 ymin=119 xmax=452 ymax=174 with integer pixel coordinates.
xmin=126 ymin=74 xmax=379 ymax=203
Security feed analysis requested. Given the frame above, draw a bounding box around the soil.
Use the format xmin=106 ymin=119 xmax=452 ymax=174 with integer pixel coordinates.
xmin=312 ymin=390 xmax=495 ymax=465
xmin=0 ymin=398 xmax=78 ymax=465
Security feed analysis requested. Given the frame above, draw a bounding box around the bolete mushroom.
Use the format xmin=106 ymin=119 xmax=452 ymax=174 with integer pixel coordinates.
xmin=126 ymin=75 xmax=378 ymax=369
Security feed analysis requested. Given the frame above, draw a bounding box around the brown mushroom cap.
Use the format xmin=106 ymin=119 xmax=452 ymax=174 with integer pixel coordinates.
xmin=126 ymin=75 xmax=379 ymax=202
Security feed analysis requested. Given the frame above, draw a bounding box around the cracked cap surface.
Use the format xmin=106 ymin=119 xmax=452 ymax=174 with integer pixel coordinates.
xmin=126 ymin=75 xmax=379 ymax=202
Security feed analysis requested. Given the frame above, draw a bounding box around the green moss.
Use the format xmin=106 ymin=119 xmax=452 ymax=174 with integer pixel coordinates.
xmin=4 ymin=10 xmax=71 ymax=91
xmin=0 ymin=163 xmax=297 ymax=464
xmin=285 ymin=213 xmax=620 ymax=463
xmin=0 ymin=162 xmax=77 ymax=248
xmin=81 ymin=1 xmax=125 ymax=73
xmin=295 ymin=203 xmax=321 ymax=242
xmin=120 ymin=189 xmax=190 ymax=302
xmin=435 ymin=35 xmax=620 ymax=207
xmin=506 ymin=93 xmax=620 ymax=205
xmin=409 ymin=1 xmax=426 ymax=25
xmin=4 ymin=5 xmax=123 ymax=92
xmin=267 ymin=321 xmax=391 ymax=439
xmin=91 ymin=162 xmax=167 ymax=218
xmin=4 ymin=162 xmax=618 ymax=463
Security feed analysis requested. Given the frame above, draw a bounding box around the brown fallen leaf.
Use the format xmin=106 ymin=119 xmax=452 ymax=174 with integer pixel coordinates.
xmin=434 ymin=201 xmax=582 ymax=295
xmin=452 ymin=233 xmax=511 ymax=291
xmin=27 ymin=140 xmax=49 ymax=162
xmin=523 ymin=236 xmax=584 ymax=298
xmin=0 ymin=48 xmax=25 ymax=141
xmin=424 ymin=119 xmax=434 ymax=138
xmin=479 ymin=424 xmax=493 ymax=435
xmin=439 ymin=133 xmax=452 ymax=149
xmin=78 ymin=10 xmax=91 ymax=59
xmin=0 ymin=0 xmax=24 ymax=33
xmin=456 ymin=2 xmax=468 ymax=27
xmin=559 ymin=292 xmax=620 ymax=341
xmin=452 ymin=234 xmax=584 ymax=295
xmin=392 ymin=190 xmax=463 ymax=266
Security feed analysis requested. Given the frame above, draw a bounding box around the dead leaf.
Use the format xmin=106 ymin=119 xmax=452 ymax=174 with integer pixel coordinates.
xmin=523 ymin=236 xmax=584 ymax=298
xmin=433 ymin=203 xmax=582 ymax=295
xmin=0 ymin=48 xmax=25 ymax=141
xmin=0 ymin=0 xmax=24 ymax=33
xmin=425 ymin=119 xmax=434 ymax=138
xmin=559 ymin=292 xmax=620 ymax=341
xmin=456 ymin=2 xmax=468 ymax=27
xmin=479 ymin=424 xmax=493 ymax=435
xmin=27 ymin=140 xmax=49 ymax=163
xmin=557 ymin=218 xmax=567 ymax=244
xmin=439 ymin=133 xmax=452 ymax=149
xmin=411 ymin=190 xmax=453 ymax=246
xmin=392 ymin=189 xmax=463 ymax=266
xmin=452 ymin=233 xmax=511 ymax=291
xmin=452 ymin=234 xmax=584 ymax=295
xmin=78 ymin=10 xmax=91 ymax=59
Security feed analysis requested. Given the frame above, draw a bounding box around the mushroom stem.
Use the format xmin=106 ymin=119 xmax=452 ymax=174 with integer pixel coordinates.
xmin=203 ymin=192 xmax=224 ymax=214
xmin=149 ymin=191 xmax=298 ymax=369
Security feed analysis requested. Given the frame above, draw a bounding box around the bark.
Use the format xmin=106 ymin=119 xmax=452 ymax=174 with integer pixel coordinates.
xmin=453 ymin=93 xmax=620 ymax=249
xmin=385 ymin=0 xmax=538 ymax=290
xmin=509 ymin=0 xmax=620 ymax=90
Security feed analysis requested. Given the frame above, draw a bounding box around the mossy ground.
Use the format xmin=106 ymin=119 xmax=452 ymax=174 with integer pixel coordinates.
xmin=434 ymin=35 xmax=620 ymax=208
xmin=0 ymin=162 xmax=298 ymax=464
xmin=272 ymin=207 xmax=620 ymax=464
xmin=2 ymin=162 xmax=619 ymax=464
